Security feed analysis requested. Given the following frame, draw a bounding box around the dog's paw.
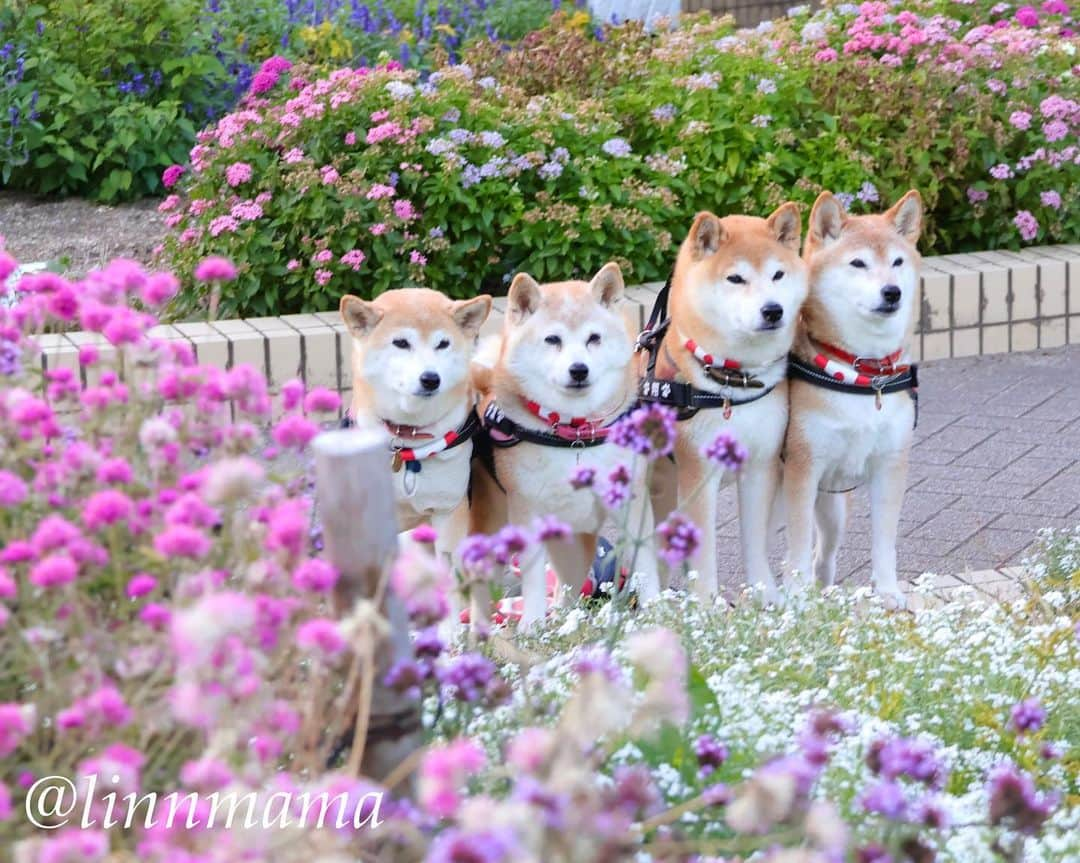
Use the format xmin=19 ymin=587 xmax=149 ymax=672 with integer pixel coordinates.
xmin=877 ymin=588 xmax=909 ymax=611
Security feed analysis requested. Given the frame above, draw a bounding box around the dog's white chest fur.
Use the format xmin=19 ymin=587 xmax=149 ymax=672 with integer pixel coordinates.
xmin=680 ymin=389 xmax=789 ymax=473
xmin=494 ymin=442 xmax=627 ymax=529
xmin=393 ymin=443 xmax=472 ymax=529
xmin=804 ymin=391 xmax=915 ymax=491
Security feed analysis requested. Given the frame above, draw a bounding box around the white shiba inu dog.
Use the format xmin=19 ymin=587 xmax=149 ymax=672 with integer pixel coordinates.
xmin=340 ymin=288 xmax=492 ymax=565
xmin=783 ymin=190 xmax=923 ymax=608
xmin=470 ymin=263 xmax=659 ymax=627
xmin=640 ymin=205 xmax=807 ymax=603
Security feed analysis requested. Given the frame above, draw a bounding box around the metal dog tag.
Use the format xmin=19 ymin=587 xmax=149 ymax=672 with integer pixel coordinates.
xmin=391 ymin=451 xmax=404 ymax=472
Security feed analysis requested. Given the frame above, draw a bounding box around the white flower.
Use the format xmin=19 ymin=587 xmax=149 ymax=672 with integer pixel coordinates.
xmin=385 ymin=81 xmax=415 ymax=101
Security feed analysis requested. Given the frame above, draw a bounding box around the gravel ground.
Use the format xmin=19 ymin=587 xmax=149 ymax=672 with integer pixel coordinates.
xmin=0 ymin=191 xmax=167 ymax=275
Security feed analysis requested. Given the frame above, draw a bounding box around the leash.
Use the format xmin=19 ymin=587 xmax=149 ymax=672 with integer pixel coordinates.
xmin=635 ymin=278 xmax=779 ymax=421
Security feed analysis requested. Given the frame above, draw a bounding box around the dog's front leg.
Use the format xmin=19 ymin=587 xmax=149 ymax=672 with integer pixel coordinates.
xmin=869 ymin=451 xmax=909 ymax=609
xmin=517 ymin=539 xmax=549 ymax=629
xmin=677 ymin=451 xmax=718 ymax=599
xmin=546 ymin=533 xmax=594 ymax=606
xmin=782 ymin=443 xmax=823 ymax=597
xmin=813 ymin=491 xmax=847 ymax=588
xmin=737 ymin=459 xmax=781 ymax=605
xmin=627 ymin=470 xmax=660 ymax=604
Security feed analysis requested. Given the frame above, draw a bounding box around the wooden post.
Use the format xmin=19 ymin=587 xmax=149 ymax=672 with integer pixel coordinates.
xmin=312 ymin=425 xmax=422 ymax=784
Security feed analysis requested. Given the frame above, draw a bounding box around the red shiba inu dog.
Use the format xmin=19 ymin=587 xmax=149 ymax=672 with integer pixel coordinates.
xmin=469 ymin=263 xmax=660 ymax=627
xmin=639 ymin=205 xmax=808 ymax=603
xmin=784 ymin=190 xmax=923 ymax=608
xmin=340 ymin=288 xmax=492 ymax=566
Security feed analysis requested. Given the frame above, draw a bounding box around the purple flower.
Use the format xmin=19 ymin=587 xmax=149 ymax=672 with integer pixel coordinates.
xmin=194 ymin=256 xmax=238 ymax=282
xmin=1014 ymin=209 xmax=1040 ymax=242
xmin=1041 ymin=190 xmax=1062 ymax=209
xmin=533 ymin=515 xmax=572 ymax=542
xmin=860 ymin=780 xmax=907 ymax=819
xmin=490 ymin=525 xmax=529 ymax=566
xmin=457 ymin=534 xmax=494 ymax=574
xmin=439 ymin=653 xmax=497 ymax=703
xmin=703 ymin=432 xmax=747 ymax=470
xmin=967 ymin=186 xmax=989 ymax=204
xmin=609 ymin=403 xmax=677 ymax=460
xmin=427 ymin=828 xmax=514 ymax=863
xmin=988 ymin=763 xmax=1057 ymax=834
xmin=602 ymin=464 xmax=631 ymax=508
xmin=657 ymin=512 xmax=701 ymax=567
xmin=1009 ymin=110 xmax=1033 ymax=130
xmin=384 ymin=659 xmax=426 ymax=698
xmin=1010 ymin=698 xmax=1046 ymax=735
xmin=857 ymin=181 xmax=880 ymax=203
xmin=694 ymin=734 xmax=729 ymax=775
xmin=569 ymin=465 xmax=596 ymax=489
xmin=601 ymin=137 xmax=632 ymax=157
xmin=990 ymin=163 xmax=1014 ymax=180
xmin=867 ymin=737 xmax=945 ymax=788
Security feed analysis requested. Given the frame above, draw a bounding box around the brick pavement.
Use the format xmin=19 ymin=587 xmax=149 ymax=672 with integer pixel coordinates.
xmin=715 ymin=344 xmax=1080 ymax=591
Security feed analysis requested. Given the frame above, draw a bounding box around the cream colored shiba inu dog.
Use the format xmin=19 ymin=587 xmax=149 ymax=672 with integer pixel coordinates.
xmin=470 ymin=263 xmax=659 ymax=627
xmin=339 ymin=288 xmax=492 ymax=564
xmin=783 ymin=190 xmax=923 ymax=608
xmin=639 ymin=205 xmax=807 ymax=603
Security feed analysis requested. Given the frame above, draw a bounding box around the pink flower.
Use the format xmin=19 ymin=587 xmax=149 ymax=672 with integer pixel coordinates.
xmin=139 ymin=602 xmax=171 ymax=629
xmin=272 ymin=414 xmax=319 ymax=449
xmin=315 ymin=268 xmax=333 ymax=286
xmin=409 ymin=250 xmax=427 ymax=266
xmin=293 ymin=558 xmax=339 ymax=592
xmin=393 ymin=199 xmax=417 ymax=220
xmin=33 ymin=828 xmax=108 ymax=863
xmin=296 ymin=618 xmax=347 ymax=657
xmin=312 ymin=249 xmax=334 ymax=264
xmin=815 ymin=47 xmax=838 ymax=62
xmin=1041 ymin=190 xmax=1062 ymax=209
xmin=209 ymin=215 xmax=239 ymax=237
xmin=249 ymin=70 xmax=279 ymax=96
xmin=194 ymin=256 xmax=238 ymax=281
xmin=506 ymin=727 xmax=555 ymax=772
xmin=286 ymin=259 xmax=301 ymax=271
xmin=1043 ymin=119 xmax=1068 ymax=142
xmin=1014 ymin=209 xmax=1040 ymax=241
xmin=1015 ymin=5 xmax=1040 ymax=25
xmin=1009 ymin=110 xmax=1033 ymax=130
xmin=226 ymin=162 xmax=253 ymax=187
xmin=366 ymin=183 xmax=396 ymax=200
xmin=29 ymin=554 xmax=78 ymax=588
xmin=344 ymin=131 xmax=357 ymax=145
xmin=283 ymin=147 xmax=305 ymax=163
xmin=153 ymin=525 xmax=211 ymax=559
xmin=281 ymin=379 xmax=305 ymax=411
xmin=261 ymin=55 xmax=293 ymax=76
xmin=97 ymin=458 xmax=133 ymax=485
xmin=141 ymin=272 xmax=179 ymax=306
xmin=967 ymin=187 xmax=989 ymax=204
xmin=304 ymin=387 xmax=341 ymax=414
xmin=0 ymin=703 xmax=34 ymax=757
xmin=370 ymin=223 xmax=389 ymax=236
xmin=340 ymin=249 xmax=366 ymax=270
xmin=81 ymin=489 xmax=133 ymax=531
xmin=321 ymin=165 xmax=340 ymax=185
xmin=162 ymin=164 xmax=185 ymax=188
xmin=0 ymin=471 xmax=28 ymax=508
xmin=125 ymin=573 xmax=156 ymax=599
xmin=418 ymin=738 xmax=485 ymax=817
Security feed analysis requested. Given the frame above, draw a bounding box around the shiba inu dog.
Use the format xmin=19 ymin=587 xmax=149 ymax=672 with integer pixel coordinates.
xmin=340 ymin=288 xmax=492 ymax=565
xmin=470 ymin=263 xmax=659 ymax=627
xmin=783 ymin=190 xmax=923 ymax=608
xmin=639 ymin=204 xmax=807 ymax=603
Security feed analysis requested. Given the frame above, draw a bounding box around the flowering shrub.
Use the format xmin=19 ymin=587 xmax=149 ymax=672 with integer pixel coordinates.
xmin=0 ymin=239 xmax=1076 ymax=859
xmin=162 ymin=0 xmax=1077 ymax=315
xmin=0 ymin=0 xmax=558 ymax=201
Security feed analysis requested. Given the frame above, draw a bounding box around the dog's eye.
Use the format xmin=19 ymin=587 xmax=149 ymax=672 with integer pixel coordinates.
xmin=726 ymin=274 xmax=745 ymax=284
xmin=435 ymin=338 xmax=450 ymax=350
xmin=772 ymin=270 xmax=784 ymax=281
xmin=392 ymin=338 xmax=410 ymax=349
xmin=587 ymin=333 xmax=601 ymax=346
xmin=850 ymin=259 xmax=867 ymax=269
xmin=544 ymin=334 xmax=561 ymax=347
xmin=892 ymin=257 xmax=904 ymax=267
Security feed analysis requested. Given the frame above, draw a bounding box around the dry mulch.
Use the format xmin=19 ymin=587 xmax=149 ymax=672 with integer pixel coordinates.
xmin=0 ymin=191 xmax=167 ymax=276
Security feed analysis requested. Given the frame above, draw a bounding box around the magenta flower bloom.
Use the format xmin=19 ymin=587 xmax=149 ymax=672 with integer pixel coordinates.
xmin=860 ymin=779 xmax=907 ymax=819
xmin=419 ymin=738 xmax=486 ymax=817
xmin=569 ymin=465 xmax=596 ymax=489
xmin=292 ymin=558 xmax=339 ymax=593
xmin=296 ymin=617 xmax=347 ymax=657
xmin=1041 ymin=190 xmax=1062 ymax=209
xmin=194 ymin=256 xmax=238 ymax=282
xmin=29 ymin=554 xmax=78 ymax=589
xmin=281 ymin=378 xmax=305 ymax=411
xmin=1014 ymin=210 xmax=1040 ymax=242
xmin=162 ymin=164 xmax=185 ymax=188
xmin=153 ymin=525 xmax=211 ymax=559
xmin=694 ymin=734 xmax=729 ymax=775
xmin=141 ymin=272 xmax=179 ymax=306
xmin=704 ymin=432 xmax=747 ymax=470
xmin=272 ymin=414 xmax=319 ymax=450
xmin=81 ymin=489 xmax=134 ymax=531
xmin=1015 ymin=5 xmax=1040 ymax=25
xmin=0 ymin=703 xmax=34 ymax=757
xmin=657 ymin=512 xmax=701 ymax=566
xmin=0 ymin=471 xmax=28 ymax=508
xmin=125 ymin=573 xmax=157 ymax=599
xmin=610 ymin=403 xmax=677 ymax=460
xmin=412 ymin=524 xmax=438 ymax=543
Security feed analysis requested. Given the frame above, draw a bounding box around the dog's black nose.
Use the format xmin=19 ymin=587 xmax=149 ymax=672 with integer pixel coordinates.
xmin=761 ymin=302 xmax=784 ymax=324
xmin=882 ymin=285 xmax=902 ymax=304
xmin=419 ymin=371 xmax=441 ymax=392
xmin=568 ymin=363 xmax=589 ymax=382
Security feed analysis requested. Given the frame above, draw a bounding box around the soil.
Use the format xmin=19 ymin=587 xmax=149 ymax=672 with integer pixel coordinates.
xmin=0 ymin=191 xmax=168 ymax=276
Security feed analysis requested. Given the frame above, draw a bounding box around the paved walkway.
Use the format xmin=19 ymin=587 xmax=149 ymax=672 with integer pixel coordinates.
xmin=715 ymin=344 xmax=1080 ymax=591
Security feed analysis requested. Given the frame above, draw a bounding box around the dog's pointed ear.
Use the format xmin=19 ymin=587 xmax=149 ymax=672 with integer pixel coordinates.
xmin=689 ymin=211 xmax=725 ymax=260
xmin=589 ymin=262 xmax=624 ymax=308
xmin=451 ymin=295 xmax=492 ymax=339
xmin=340 ymin=294 xmax=383 ymax=337
xmin=886 ymin=189 xmax=923 ymax=244
xmin=508 ymin=272 xmax=541 ymax=324
xmin=768 ymin=202 xmax=802 ymax=251
xmin=808 ymin=192 xmax=846 ymax=248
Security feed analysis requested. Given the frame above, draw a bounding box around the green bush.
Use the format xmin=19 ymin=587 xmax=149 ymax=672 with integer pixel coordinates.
xmin=160 ymin=0 xmax=1079 ymax=317
xmin=0 ymin=0 xmax=560 ymax=201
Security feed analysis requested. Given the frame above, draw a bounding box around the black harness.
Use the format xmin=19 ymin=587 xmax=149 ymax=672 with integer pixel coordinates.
xmin=481 ymin=401 xmax=619 ymax=450
xmin=787 ymin=354 xmax=919 ymax=428
xmin=635 ymin=279 xmax=780 ymax=421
